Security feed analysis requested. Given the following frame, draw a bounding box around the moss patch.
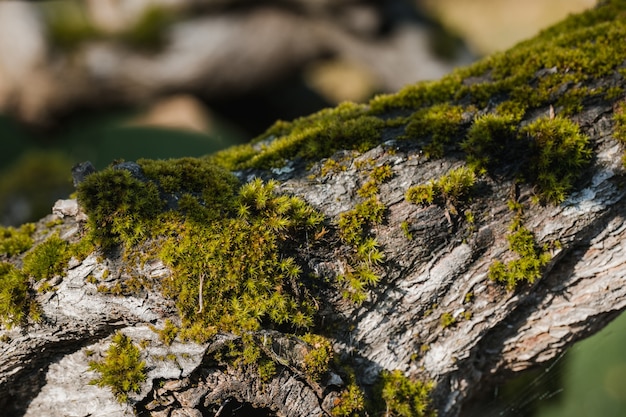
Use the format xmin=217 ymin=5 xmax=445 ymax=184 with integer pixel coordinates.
xmin=0 ymin=262 xmax=39 ymax=328
xmin=89 ymin=331 xmax=147 ymax=403
xmin=0 ymin=223 xmax=36 ymax=257
xmin=22 ymin=233 xmax=71 ymax=281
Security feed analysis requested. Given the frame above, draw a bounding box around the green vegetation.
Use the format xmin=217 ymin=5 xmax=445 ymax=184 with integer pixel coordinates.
xmin=520 ymin=116 xmax=591 ymax=204
xmin=332 ymin=382 xmax=366 ymax=417
xmin=404 ymin=103 xmax=469 ymax=158
xmin=22 ymin=233 xmax=71 ymax=281
xmin=461 ymin=113 xmax=519 ymax=173
xmin=613 ymin=101 xmax=626 ymax=167
xmin=440 ymin=312 xmax=456 ymax=329
xmin=89 ymin=331 xmax=147 ymax=403
xmin=373 ymin=370 xmax=436 ymax=417
xmin=152 ymin=319 xmax=179 ymax=346
xmin=0 ymin=262 xmax=39 ymax=328
xmin=488 ymin=204 xmax=552 ymax=290
xmin=77 ymin=166 xmax=162 ymax=249
xmin=406 ymin=166 xmax=476 ymax=216
xmin=0 ymin=223 xmax=35 ymax=257
xmin=301 ymin=333 xmax=333 ymax=382
xmin=210 ymin=102 xmax=385 ymax=170
xmin=77 ymin=159 xmax=324 ymax=340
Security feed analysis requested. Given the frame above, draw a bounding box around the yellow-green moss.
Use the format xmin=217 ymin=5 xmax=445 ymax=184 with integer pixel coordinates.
xmin=0 ymin=262 xmax=40 ymax=328
xmin=22 ymin=233 xmax=71 ymax=281
xmin=301 ymin=333 xmax=333 ymax=382
xmin=406 ymin=166 xmax=476 ymax=216
xmin=613 ymin=101 xmax=626 ymax=167
xmin=332 ymin=382 xmax=366 ymax=417
xmin=488 ymin=205 xmax=552 ymax=290
xmin=89 ymin=331 xmax=146 ymax=403
xmin=371 ymin=370 xmax=436 ymax=417
xmin=0 ymin=223 xmax=35 ymax=257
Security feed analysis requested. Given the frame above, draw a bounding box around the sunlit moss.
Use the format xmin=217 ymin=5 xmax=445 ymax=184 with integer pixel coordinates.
xmin=22 ymin=233 xmax=71 ymax=281
xmin=406 ymin=166 xmax=476 ymax=216
xmin=371 ymin=370 xmax=436 ymax=417
xmin=89 ymin=331 xmax=146 ymax=403
xmin=0 ymin=223 xmax=36 ymax=257
xmin=301 ymin=333 xmax=333 ymax=382
xmin=0 ymin=262 xmax=39 ymax=328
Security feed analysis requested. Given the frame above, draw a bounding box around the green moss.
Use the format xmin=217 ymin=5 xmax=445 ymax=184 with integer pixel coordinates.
xmin=40 ymin=1 xmax=100 ymax=50
xmin=89 ymin=331 xmax=146 ymax=403
xmin=440 ymin=312 xmax=456 ymax=329
xmin=461 ymin=113 xmax=519 ymax=173
xmin=157 ymin=177 xmax=323 ymax=338
xmin=77 ymin=165 xmax=163 ymax=249
xmin=301 ymin=333 xmax=333 ymax=382
xmin=613 ymin=101 xmax=626 ymax=168
xmin=401 ymin=221 xmax=413 ymax=240
xmin=22 ymin=233 xmax=71 ymax=281
xmin=152 ymin=319 xmax=179 ymax=346
xmin=210 ymin=102 xmax=386 ymax=170
xmin=371 ymin=370 xmax=436 ymax=417
xmin=404 ymin=103 xmax=469 ymax=158
xmin=332 ymin=382 xmax=366 ymax=417
xmin=406 ymin=166 xmax=476 ymax=216
xmin=488 ymin=207 xmax=552 ymax=290
xmin=0 ymin=223 xmax=35 ymax=257
xmin=0 ymin=262 xmax=39 ymax=328
xmin=521 ymin=116 xmax=591 ymax=204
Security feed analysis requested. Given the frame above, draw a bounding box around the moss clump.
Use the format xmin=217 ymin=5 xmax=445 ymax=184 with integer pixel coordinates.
xmin=461 ymin=113 xmax=519 ymax=173
xmin=406 ymin=166 xmax=476 ymax=216
xmin=152 ymin=319 xmax=179 ymax=346
xmin=160 ymin=178 xmax=323 ymax=337
xmin=332 ymin=382 xmax=366 ymax=417
xmin=521 ymin=116 xmax=591 ymax=204
xmin=440 ymin=312 xmax=456 ymax=329
xmin=372 ymin=370 xmax=436 ymax=417
xmin=89 ymin=331 xmax=147 ymax=403
xmin=0 ymin=262 xmax=39 ymax=328
xmin=403 ymin=103 xmax=469 ymax=158
xmin=612 ymin=101 xmax=626 ymax=168
xmin=77 ymin=165 xmax=163 ymax=249
xmin=301 ymin=333 xmax=333 ymax=382
xmin=0 ymin=223 xmax=36 ymax=257
xmin=22 ymin=233 xmax=71 ymax=281
xmin=210 ymin=102 xmax=385 ymax=170
xmin=488 ymin=204 xmax=552 ymax=290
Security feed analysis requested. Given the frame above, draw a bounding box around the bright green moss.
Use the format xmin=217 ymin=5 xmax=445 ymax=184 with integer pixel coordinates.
xmin=77 ymin=166 xmax=163 ymax=249
xmin=151 ymin=319 xmax=179 ymax=346
xmin=372 ymin=370 xmax=436 ymax=417
xmin=404 ymin=104 xmax=469 ymax=158
xmin=210 ymin=102 xmax=386 ymax=170
xmin=488 ymin=208 xmax=552 ymax=290
xmin=89 ymin=331 xmax=147 ymax=403
xmin=406 ymin=166 xmax=476 ymax=216
xmin=301 ymin=333 xmax=333 ymax=382
xmin=0 ymin=262 xmax=39 ymax=328
xmin=521 ymin=116 xmax=591 ymax=204
xmin=22 ymin=233 xmax=71 ymax=281
xmin=0 ymin=223 xmax=35 ymax=257
xmin=160 ymin=178 xmax=323 ymax=337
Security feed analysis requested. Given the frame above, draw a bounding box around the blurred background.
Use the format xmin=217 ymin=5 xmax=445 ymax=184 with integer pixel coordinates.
xmin=2 ymin=1 xmax=624 ymax=416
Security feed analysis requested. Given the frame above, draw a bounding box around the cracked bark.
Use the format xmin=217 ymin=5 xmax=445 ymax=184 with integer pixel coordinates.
xmin=2 ymin=7 xmax=626 ymax=417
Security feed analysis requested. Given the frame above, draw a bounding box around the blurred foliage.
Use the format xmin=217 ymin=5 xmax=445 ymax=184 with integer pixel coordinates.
xmin=0 ymin=151 xmax=73 ymax=226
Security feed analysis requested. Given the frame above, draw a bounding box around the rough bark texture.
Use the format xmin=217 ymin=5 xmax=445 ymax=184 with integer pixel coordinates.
xmin=2 ymin=3 xmax=626 ymax=417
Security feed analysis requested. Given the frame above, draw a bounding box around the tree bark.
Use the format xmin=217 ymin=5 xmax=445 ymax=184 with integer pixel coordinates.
xmin=2 ymin=3 xmax=626 ymax=417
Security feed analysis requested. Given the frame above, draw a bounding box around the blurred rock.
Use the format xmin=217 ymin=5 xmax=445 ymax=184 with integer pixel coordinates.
xmin=127 ymin=94 xmax=213 ymax=133
xmin=0 ymin=0 xmax=474 ymax=128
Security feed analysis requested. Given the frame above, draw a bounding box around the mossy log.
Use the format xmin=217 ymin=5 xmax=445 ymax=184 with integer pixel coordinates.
xmin=3 ymin=2 xmax=626 ymax=416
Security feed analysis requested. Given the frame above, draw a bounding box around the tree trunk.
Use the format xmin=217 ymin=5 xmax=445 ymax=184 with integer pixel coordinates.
xmin=2 ymin=2 xmax=626 ymax=416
